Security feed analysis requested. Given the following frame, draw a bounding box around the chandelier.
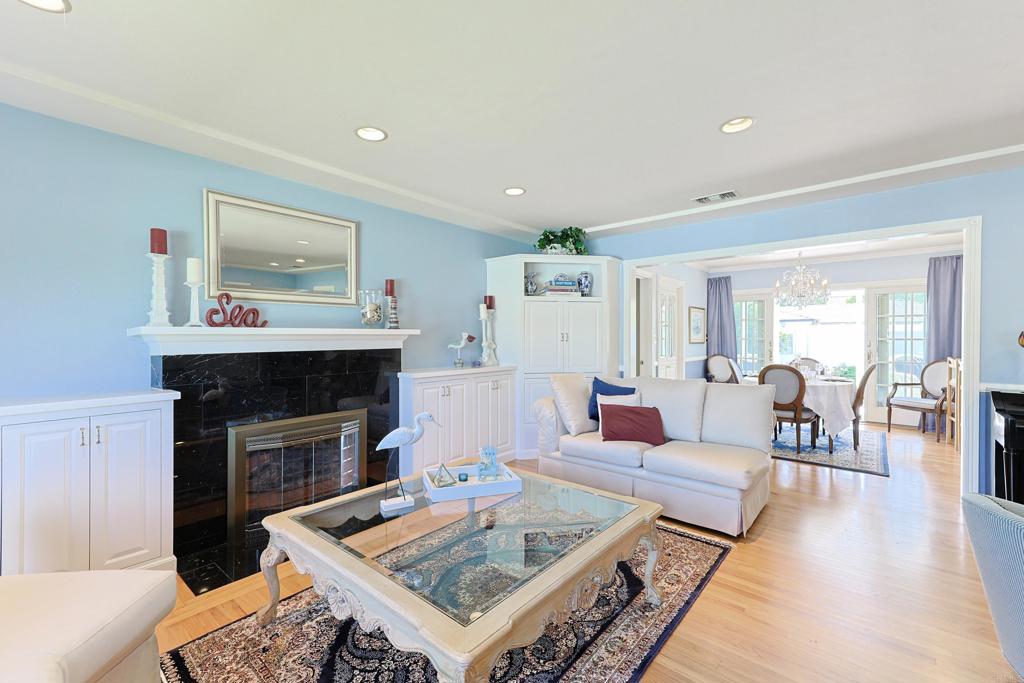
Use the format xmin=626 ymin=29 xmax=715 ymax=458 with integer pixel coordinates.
xmin=774 ymin=253 xmax=830 ymax=309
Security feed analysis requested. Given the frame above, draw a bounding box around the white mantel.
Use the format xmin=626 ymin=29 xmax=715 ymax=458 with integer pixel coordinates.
xmin=127 ymin=326 xmax=421 ymax=355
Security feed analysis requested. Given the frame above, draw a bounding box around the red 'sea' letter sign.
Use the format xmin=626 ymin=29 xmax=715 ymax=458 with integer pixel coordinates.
xmin=205 ymin=292 xmax=269 ymax=328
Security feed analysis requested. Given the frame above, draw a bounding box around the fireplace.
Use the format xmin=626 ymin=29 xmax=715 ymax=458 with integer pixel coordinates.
xmin=152 ymin=347 xmax=401 ymax=594
xmin=226 ymin=409 xmax=367 ymax=570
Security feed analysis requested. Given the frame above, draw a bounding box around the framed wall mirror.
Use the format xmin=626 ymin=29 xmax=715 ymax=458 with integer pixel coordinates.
xmin=204 ymin=190 xmax=358 ymax=306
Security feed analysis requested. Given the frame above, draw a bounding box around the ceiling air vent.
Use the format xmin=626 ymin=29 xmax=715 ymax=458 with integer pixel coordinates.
xmin=692 ymin=190 xmax=739 ymax=205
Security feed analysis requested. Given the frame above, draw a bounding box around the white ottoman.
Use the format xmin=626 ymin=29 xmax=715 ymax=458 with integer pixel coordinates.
xmin=0 ymin=570 xmax=177 ymax=683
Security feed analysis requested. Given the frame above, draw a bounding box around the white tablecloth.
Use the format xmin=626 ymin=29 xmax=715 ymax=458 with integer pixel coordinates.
xmin=741 ymin=376 xmax=856 ymax=435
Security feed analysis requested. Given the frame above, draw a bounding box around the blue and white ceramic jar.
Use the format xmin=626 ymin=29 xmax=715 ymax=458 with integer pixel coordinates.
xmin=577 ymin=271 xmax=594 ymax=297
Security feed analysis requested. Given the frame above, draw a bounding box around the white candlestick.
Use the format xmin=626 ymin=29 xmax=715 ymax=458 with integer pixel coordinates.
xmin=147 ymin=253 xmax=172 ymax=327
xmin=186 ymin=257 xmax=203 ymax=283
xmin=480 ymin=308 xmax=498 ymax=366
xmin=184 ymin=281 xmax=205 ymax=327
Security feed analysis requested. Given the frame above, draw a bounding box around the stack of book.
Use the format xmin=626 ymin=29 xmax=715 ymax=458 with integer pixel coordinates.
xmin=543 ymin=278 xmax=582 ymax=297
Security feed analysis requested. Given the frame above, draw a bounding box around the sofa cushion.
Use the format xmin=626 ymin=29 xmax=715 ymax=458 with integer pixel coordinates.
xmin=600 ymin=404 xmax=666 ymax=446
xmin=550 ymin=373 xmax=597 ymax=436
xmin=589 ymin=377 xmax=637 ymax=420
xmin=0 ymin=569 xmax=177 ymax=682
xmin=559 ymin=431 xmax=645 ymax=468
xmin=642 ymin=441 xmax=769 ymax=490
xmin=702 ymin=383 xmax=776 ymax=453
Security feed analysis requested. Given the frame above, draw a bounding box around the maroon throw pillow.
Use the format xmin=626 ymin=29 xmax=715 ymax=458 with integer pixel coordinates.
xmin=600 ymin=404 xmax=666 ymax=446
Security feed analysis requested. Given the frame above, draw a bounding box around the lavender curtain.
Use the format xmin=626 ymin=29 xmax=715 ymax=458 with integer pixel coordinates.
xmin=706 ymin=276 xmax=737 ymax=360
xmin=925 ymin=254 xmax=962 ymax=431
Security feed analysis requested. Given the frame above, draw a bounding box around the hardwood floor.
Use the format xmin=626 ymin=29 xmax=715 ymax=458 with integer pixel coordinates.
xmin=157 ymin=424 xmax=1017 ymax=681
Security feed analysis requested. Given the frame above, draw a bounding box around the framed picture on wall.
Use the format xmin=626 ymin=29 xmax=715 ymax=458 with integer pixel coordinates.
xmin=688 ymin=306 xmax=706 ymax=344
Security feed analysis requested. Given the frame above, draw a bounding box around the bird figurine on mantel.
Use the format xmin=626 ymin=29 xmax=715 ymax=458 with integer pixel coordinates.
xmin=376 ymin=412 xmax=439 ymax=514
xmin=448 ymin=332 xmax=476 ymax=368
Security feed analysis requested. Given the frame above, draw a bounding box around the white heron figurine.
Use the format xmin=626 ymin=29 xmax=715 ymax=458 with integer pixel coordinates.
xmin=447 ymin=332 xmax=476 ymax=368
xmin=376 ymin=412 xmax=439 ymax=513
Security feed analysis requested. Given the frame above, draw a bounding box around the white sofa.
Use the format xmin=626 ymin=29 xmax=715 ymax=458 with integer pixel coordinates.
xmin=0 ymin=570 xmax=177 ymax=682
xmin=535 ymin=376 xmax=775 ymax=536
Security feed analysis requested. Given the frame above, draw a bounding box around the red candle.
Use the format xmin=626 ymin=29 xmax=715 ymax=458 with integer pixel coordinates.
xmin=149 ymin=227 xmax=168 ymax=255
xmin=385 ymin=279 xmax=395 ymax=296
xmin=484 ymin=295 xmax=495 ymax=309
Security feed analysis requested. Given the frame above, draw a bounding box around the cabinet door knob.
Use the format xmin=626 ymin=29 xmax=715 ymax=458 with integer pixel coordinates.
xmin=95 ymin=426 xmax=101 ymax=445
xmin=80 ymin=427 xmax=86 ymax=447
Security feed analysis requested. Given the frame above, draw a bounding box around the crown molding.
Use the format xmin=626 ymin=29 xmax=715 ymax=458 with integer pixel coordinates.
xmin=0 ymin=61 xmax=538 ymax=243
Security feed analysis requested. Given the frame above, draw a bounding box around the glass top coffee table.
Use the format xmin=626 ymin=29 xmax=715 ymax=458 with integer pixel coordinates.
xmin=256 ymin=468 xmax=663 ymax=683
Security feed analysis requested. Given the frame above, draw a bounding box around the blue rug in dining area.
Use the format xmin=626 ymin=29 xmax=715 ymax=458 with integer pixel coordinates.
xmin=771 ymin=424 xmax=890 ymax=477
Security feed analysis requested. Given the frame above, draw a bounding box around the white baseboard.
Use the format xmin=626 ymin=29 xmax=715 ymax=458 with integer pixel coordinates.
xmin=515 ymin=448 xmax=539 ymax=460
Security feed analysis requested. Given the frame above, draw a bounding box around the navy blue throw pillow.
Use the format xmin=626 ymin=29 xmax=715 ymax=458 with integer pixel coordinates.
xmin=588 ymin=377 xmax=636 ymax=420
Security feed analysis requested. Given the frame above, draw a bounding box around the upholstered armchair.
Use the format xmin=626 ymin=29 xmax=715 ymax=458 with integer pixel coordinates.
xmin=962 ymin=494 xmax=1024 ymax=678
xmin=886 ymin=360 xmax=947 ymax=441
xmin=707 ymin=354 xmax=740 ymax=383
xmin=759 ymin=364 xmax=819 ymax=454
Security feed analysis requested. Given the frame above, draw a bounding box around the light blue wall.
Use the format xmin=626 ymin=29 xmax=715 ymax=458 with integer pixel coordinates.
xmin=590 ymin=169 xmax=1024 ymax=493
xmin=0 ymin=104 xmax=525 ymax=399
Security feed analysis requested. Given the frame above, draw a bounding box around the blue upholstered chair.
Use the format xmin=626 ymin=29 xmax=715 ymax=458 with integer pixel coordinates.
xmin=962 ymin=494 xmax=1024 ymax=677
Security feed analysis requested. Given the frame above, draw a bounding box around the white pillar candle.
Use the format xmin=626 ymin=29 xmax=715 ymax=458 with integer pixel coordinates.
xmin=186 ymin=257 xmax=203 ymax=283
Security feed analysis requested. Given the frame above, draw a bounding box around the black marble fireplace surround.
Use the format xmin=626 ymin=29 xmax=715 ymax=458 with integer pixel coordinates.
xmin=153 ymin=348 xmax=400 ymax=594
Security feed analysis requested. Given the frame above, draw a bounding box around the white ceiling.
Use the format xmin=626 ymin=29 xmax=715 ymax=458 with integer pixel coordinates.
xmin=685 ymin=231 xmax=963 ymax=272
xmin=2 ymin=1 xmax=1023 ymax=241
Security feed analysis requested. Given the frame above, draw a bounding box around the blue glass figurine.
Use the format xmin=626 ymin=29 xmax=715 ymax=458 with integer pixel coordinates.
xmin=478 ymin=446 xmax=499 ymax=481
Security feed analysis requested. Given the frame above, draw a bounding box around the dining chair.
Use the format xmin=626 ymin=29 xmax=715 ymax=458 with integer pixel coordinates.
xmin=886 ymin=359 xmax=948 ymax=441
xmin=759 ymin=364 xmax=819 ymax=454
xmin=946 ymin=357 xmax=962 ymax=450
xmin=846 ymin=363 xmax=877 ymax=452
xmin=707 ymin=354 xmax=738 ymax=383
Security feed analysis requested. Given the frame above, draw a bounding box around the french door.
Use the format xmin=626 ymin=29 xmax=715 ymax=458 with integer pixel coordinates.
xmin=864 ymin=285 xmax=927 ymax=424
xmin=733 ymin=295 xmax=773 ymax=376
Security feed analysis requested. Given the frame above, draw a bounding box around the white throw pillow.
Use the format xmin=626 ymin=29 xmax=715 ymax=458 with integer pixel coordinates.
xmin=597 ymin=392 xmax=642 ymax=438
xmin=549 ymin=373 xmax=597 ymax=436
xmin=701 ymin=383 xmax=776 ymax=453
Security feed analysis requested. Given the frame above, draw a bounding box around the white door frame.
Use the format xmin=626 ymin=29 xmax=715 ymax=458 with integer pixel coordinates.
xmin=631 ymin=268 xmax=657 ymax=377
xmin=621 ymin=215 xmax=982 ymax=496
xmin=656 ymin=273 xmax=684 ymax=378
xmin=732 ymin=289 xmax=775 ymax=373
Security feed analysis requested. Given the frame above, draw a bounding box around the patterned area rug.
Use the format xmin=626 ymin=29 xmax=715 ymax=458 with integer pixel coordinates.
xmin=161 ymin=524 xmax=729 ymax=683
xmin=771 ymin=424 xmax=890 ymax=476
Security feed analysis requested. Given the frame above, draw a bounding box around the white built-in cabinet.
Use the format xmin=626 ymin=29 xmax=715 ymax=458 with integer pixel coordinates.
xmin=487 ymin=255 xmax=621 ymax=456
xmin=398 ymin=366 xmax=516 ymax=474
xmin=0 ymin=390 xmax=178 ymax=575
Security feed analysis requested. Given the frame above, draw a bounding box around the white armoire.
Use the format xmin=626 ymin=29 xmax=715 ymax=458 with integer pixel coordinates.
xmin=486 ymin=254 xmax=621 ymax=456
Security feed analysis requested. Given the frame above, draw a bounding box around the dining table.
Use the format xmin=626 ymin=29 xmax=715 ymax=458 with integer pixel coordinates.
xmin=741 ymin=375 xmax=856 ymax=436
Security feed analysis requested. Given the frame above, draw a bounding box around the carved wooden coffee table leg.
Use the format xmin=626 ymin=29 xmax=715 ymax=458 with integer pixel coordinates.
xmin=640 ymin=528 xmax=663 ymax=607
xmin=256 ymin=543 xmax=287 ymax=625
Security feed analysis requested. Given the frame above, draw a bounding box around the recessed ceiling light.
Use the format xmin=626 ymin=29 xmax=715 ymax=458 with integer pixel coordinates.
xmin=355 ymin=127 xmax=387 ymax=142
xmin=295 ymin=258 xmax=306 ymax=264
xmin=17 ymin=0 xmax=71 ymax=12
xmin=720 ymin=116 xmax=755 ymax=134
xmin=296 ymin=240 xmax=310 ymax=245
xmin=268 ymin=262 xmax=280 ymax=267
xmin=504 ymin=187 xmax=526 ymax=196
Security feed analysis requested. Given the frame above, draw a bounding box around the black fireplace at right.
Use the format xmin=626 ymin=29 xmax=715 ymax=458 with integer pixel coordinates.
xmin=992 ymin=391 xmax=1024 ymax=503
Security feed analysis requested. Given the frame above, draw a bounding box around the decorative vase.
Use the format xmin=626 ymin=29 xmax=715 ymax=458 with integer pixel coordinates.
xmin=543 ymin=244 xmax=570 ymax=255
xmin=577 ymin=271 xmax=593 ymax=297
xmin=524 ymin=272 xmax=538 ymax=296
xmin=358 ymin=289 xmax=384 ymax=327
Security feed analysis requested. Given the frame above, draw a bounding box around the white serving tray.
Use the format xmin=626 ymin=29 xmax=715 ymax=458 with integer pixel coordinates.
xmin=421 ymin=463 xmax=522 ymax=502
